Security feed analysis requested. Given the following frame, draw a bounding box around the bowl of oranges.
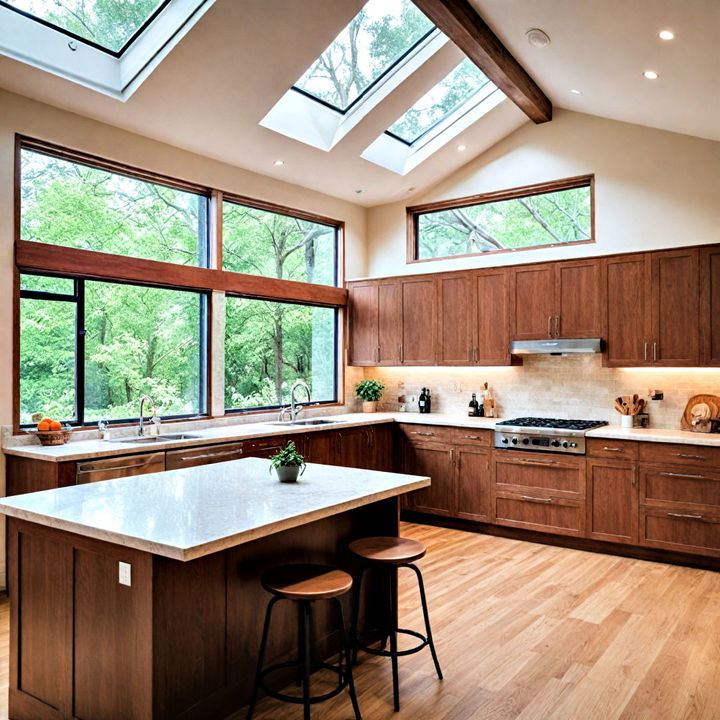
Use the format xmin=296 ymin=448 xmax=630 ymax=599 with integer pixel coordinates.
xmin=34 ymin=417 xmax=72 ymax=446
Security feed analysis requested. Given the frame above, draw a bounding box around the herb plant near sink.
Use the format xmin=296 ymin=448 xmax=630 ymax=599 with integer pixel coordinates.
xmin=355 ymin=379 xmax=385 ymax=413
xmin=269 ymin=441 xmax=306 ymax=483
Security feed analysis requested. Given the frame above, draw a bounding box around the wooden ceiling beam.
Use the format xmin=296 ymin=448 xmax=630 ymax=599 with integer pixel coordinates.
xmin=413 ymin=0 xmax=552 ymax=123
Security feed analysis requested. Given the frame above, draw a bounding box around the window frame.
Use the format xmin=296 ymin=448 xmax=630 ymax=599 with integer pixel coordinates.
xmin=406 ymin=175 xmax=595 ymax=263
xmin=13 ymin=135 xmax=347 ymax=433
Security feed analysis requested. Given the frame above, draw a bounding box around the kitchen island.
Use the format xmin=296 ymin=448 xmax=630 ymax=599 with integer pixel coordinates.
xmin=0 ymin=457 xmax=429 ymax=720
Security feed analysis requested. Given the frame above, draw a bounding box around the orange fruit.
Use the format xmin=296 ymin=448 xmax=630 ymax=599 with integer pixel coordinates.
xmin=49 ymin=420 xmax=62 ymax=431
xmin=37 ymin=420 xmax=51 ymax=431
xmin=41 ymin=417 xmax=53 ymax=425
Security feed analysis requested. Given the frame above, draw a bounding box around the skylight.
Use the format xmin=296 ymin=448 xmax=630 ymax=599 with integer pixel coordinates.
xmin=293 ymin=0 xmax=434 ymax=112
xmin=1 ymin=0 xmax=167 ymax=54
xmin=387 ymin=58 xmax=494 ymax=144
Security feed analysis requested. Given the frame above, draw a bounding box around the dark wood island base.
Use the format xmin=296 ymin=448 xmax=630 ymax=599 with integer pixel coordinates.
xmin=8 ymin=498 xmax=399 ymax=720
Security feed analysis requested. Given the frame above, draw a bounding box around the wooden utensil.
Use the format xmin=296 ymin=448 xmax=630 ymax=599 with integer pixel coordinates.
xmin=681 ymin=394 xmax=720 ymax=431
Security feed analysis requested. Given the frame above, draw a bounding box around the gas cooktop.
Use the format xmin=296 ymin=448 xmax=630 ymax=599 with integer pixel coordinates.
xmin=494 ymin=417 xmax=608 ymax=455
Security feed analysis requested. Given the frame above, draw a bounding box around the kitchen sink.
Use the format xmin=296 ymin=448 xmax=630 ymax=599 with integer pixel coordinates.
xmin=111 ymin=433 xmax=200 ymax=444
xmin=266 ymin=419 xmax=346 ymax=427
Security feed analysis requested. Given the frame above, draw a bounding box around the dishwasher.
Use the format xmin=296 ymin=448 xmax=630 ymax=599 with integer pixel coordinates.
xmin=75 ymin=452 xmax=166 ymax=484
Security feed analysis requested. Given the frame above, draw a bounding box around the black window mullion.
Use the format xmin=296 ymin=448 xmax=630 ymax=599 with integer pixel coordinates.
xmin=75 ymin=279 xmax=86 ymax=426
xmin=199 ymin=293 xmax=209 ymax=416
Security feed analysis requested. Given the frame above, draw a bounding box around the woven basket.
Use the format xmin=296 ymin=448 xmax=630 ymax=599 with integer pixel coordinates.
xmin=35 ymin=429 xmax=72 ymax=446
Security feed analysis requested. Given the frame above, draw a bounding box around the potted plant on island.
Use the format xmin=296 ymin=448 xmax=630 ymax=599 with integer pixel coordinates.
xmin=355 ymin=379 xmax=385 ymax=413
xmin=269 ymin=441 xmax=307 ymax=483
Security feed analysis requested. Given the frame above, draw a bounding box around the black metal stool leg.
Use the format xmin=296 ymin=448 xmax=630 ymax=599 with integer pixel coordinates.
xmin=351 ymin=566 xmax=368 ymax=665
xmin=247 ymin=596 xmax=280 ymax=720
xmin=407 ymin=563 xmax=443 ymax=680
xmin=387 ymin=567 xmax=400 ymax=712
xmin=298 ymin=600 xmax=312 ymax=720
xmin=334 ymin=597 xmax=362 ymax=720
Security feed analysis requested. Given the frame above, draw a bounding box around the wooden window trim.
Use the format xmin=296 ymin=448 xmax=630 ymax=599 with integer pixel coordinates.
xmin=14 ymin=136 xmax=348 ymax=432
xmin=406 ymin=174 xmax=595 ymax=264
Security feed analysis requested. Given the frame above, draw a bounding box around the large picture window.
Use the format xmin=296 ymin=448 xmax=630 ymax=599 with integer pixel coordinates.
xmin=20 ymin=273 xmax=207 ymax=426
xmin=225 ymin=297 xmax=337 ymax=412
xmin=408 ymin=176 xmax=594 ymax=262
xmin=20 ymin=146 xmax=210 ymax=266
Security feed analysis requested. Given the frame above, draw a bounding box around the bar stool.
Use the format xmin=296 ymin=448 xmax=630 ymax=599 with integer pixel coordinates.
xmin=349 ymin=537 xmax=443 ymax=712
xmin=246 ymin=563 xmax=361 ymax=720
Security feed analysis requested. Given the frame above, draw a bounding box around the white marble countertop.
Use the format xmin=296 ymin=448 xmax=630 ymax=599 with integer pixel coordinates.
xmin=0 ymin=457 xmax=429 ymax=561
xmin=4 ymin=410 xmax=720 ymax=462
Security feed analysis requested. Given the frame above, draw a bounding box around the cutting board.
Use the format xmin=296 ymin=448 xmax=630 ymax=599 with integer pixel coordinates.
xmin=681 ymin=394 xmax=720 ymax=431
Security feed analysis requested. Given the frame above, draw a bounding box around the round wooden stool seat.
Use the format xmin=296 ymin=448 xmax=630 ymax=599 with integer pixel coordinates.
xmin=349 ymin=536 xmax=427 ymax=565
xmin=261 ymin=563 xmax=353 ymax=601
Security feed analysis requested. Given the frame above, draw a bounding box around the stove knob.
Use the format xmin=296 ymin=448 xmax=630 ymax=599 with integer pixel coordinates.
xmin=522 ymin=438 xmax=530 ymax=445
xmin=569 ymin=442 xmax=578 ymax=448
xmin=511 ymin=438 xmax=518 ymax=445
xmin=551 ymin=440 xmax=561 ymax=447
xmin=501 ymin=438 xmax=509 ymax=444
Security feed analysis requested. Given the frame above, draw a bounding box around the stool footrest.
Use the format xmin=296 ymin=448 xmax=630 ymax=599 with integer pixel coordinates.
xmin=259 ymin=660 xmax=348 ymax=705
xmin=356 ymin=627 xmax=428 ymax=658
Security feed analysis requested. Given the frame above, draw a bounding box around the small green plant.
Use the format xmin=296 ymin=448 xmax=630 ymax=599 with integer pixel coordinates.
xmin=355 ymin=379 xmax=385 ymax=402
xmin=269 ymin=441 xmax=306 ymax=474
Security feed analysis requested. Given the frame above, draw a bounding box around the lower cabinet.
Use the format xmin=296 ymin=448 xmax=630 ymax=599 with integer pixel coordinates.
xmin=166 ymin=442 xmax=245 ymax=470
xmin=402 ymin=442 xmax=455 ymax=516
xmin=244 ymin=436 xmax=294 ymax=459
xmin=493 ymin=492 xmax=586 ymax=537
xmin=586 ymin=458 xmax=638 ymax=544
xmin=639 ymin=507 xmax=720 ymax=557
xmin=455 ymin=446 xmax=491 ymax=522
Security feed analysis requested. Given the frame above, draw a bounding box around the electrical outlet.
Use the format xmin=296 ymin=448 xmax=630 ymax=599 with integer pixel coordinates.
xmin=119 ymin=561 xmax=132 ymax=586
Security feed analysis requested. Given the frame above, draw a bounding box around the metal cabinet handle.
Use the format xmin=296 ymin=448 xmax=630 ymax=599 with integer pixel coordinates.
xmin=450 ymin=449 xmax=456 ymax=466
xmin=660 ymin=472 xmax=706 ymax=480
xmin=516 ymin=459 xmax=557 ymax=467
xmin=548 ymin=316 xmax=553 ymax=337
xmin=675 ymin=453 xmax=706 ymax=460
xmin=520 ymin=495 xmax=554 ymax=503
xmin=555 ymin=316 xmax=560 ymax=337
xmin=77 ymin=459 xmax=153 ymax=473
xmin=178 ymin=449 xmax=243 ymax=462
xmin=667 ymin=512 xmax=703 ymax=520
xmin=411 ymin=431 xmax=435 ymax=436
xmin=376 ymin=346 xmax=381 ymax=363
xmin=644 ymin=342 xmax=648 ymax=361
xmin=603 ymin=447 xmax=623 ymax=452
xmin=399 ymin=344 xmax=404 ymax=363
xmin=464 ymin=435 xmax=482 ymax=440
xmin=653 ymin=342 xmax=657 ymax=362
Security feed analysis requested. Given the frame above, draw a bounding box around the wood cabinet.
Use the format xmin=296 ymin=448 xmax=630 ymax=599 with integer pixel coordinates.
xmin=166 ymin=442 xmax=245 ymax=470
xmin=701 ymin=245 xmax=720 ymax=365
xmin=586 ymin=458 xmax=638 ymax=544
xmin=455 ymin=445 xmax=491 ymax=522
xmin=244 ymin=435 xmax=294 ymax=459
xmin=437 ymin=272 xmax=473 ymax=365
xmin=332 ymin=424 xmax=394 ymax=471
xmin=303 ymin=430 xmax=335 ymax=464
xmin=347 ymin=282 xmax=378 ymax=365
xmin=400 ymin=276 xmax=436 ymax=365
xmin=402 ymin=441 xmax=455 ymax=516
xmin=474 ymin=268 xmax=511 ymax=365
xmin=510 ymin=259 xmax=601 ymax=340
xmin=378 ymin=281 xmax=402 ymax=365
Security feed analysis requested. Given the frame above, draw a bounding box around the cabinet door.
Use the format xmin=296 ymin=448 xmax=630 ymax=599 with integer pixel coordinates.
xmin=456 ymin=447 xmax=491 ymax=522
xmin=372 ymin=425 xmax=394 ymax=472
xmin=474 ymin=269 xmax=511 ymax=365
xmin=437 ymin=273 xmax=473 ymax=365
xmin=347 ymin=282 xmax=378 ymax=366
xmin=378 ymin=281 xmax=402 ymax=365
xmin=651 ymin=248 xmax=699 ymax=366
xmin=701 ymin=245 xmax=720 ymax=366
xmin=166 ymin=442 xmax=245 ymax=470
xmin=511 ymin=264 xmax=556 ymax=340
xmin=586 ymin=458 xmax=638 ymax=544
xmin=401 ymin=277 xmax=436 ymax=365
xmin=604 ymin=254 xmax=651 ymax=366
xmin=244 ymin=436 xmax=293 ymax=459
xmin=556 ymin=259 xmax=602 ymax=338
xmin=303 ymin=431 xmax=334 ymax=465
xmin=494 ymin=452 xmax=585 ymax=498
xmin=336 ymin=427 xmax=371 ymax=469
xmin=402 ymin=443 xmax=454 ymax=515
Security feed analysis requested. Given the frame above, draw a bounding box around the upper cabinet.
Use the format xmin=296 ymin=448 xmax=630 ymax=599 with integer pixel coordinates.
xmin=347 ymin=281 xmax=379 ymax=366
xmin=400 ymin=277 xmax=437 ymax=365
xmin=604 ymin=248 xmax=700 ymax=367
xmin=437 ymin=273 xmax=473 ymax=365
xmin=701 ymin=246 xmax=720 ymax=366
xmin=510 ymin=259 xmax=602 ymax=340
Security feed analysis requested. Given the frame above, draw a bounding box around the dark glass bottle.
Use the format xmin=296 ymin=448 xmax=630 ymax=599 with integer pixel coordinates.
xmin=468 ymin=393 xmax=479 ymax=417
xmin=418 ymin=388 xmax=427 ymax=413
xmin=425 ymin=389 xmax=432 ymax=413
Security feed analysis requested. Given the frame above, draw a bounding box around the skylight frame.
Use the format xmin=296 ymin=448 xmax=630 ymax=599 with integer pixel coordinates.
xmin=0 ymin=0 xmax=173 ymax=57
xmin=291 ymin=25 xmax=437 ymax=116
xmin=0 ymin=0 xmax=216 ymax=100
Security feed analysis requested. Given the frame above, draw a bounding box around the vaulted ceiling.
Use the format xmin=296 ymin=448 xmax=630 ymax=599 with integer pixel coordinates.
xmin=0 ymin=0 xmax=717 ymax=207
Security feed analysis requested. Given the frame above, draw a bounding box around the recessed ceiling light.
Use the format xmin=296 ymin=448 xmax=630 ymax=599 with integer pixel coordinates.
xmin=570 ymin=89 xmax=582 ymax=95
xmin=457 ymin=144 xmax=467 ymax=151
xmin=273 ymin=159 xmax=285 ymax=166
xmin=525 ymin=28 xmax=551 ymax=48
xmin=658 ymin=30 xmax=675 ymax=40
xmin=354 ymin=188 xmax=366 ymax=194
xmin=643 ymin=70 xmax=659 ymax=80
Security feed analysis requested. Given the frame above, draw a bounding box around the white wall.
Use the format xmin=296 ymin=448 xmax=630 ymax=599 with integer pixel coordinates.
xmin=363 ymin=109 xmax=720 ymax=279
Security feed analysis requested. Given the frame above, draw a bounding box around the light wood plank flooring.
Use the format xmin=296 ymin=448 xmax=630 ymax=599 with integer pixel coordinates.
xmin=0 ymin=523 xmax=718 ymax=719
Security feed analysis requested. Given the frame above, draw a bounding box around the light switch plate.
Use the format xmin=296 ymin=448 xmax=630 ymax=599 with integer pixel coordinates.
xmin=119 ymin=561 xmax=132 ymax=586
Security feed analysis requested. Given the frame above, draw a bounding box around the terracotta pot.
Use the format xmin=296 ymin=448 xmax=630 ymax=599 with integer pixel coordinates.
xmin=276 ymin=465 xmax=301 ymax=483
xmin=362 ymin=401 xmax=378 ymax=413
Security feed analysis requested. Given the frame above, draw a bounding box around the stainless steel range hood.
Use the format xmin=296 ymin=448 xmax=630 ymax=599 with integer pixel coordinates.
xmin=509 ymin=338 xmax=602 ymax=355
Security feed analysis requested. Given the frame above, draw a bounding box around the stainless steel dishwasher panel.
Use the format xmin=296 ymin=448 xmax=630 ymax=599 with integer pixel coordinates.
xmin=75 ymin=452 xmax=166 ymax=483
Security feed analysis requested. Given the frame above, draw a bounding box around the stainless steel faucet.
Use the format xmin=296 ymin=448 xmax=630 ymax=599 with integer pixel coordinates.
xmin=289 ymin=381 xmax=311 ymax=422
xmin=138 ymin=395 xmax=157 ymax=437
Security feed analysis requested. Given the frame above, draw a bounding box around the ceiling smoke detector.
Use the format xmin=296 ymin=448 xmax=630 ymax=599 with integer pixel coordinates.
xmin=525 ymin=28 xmax=551 ymax=48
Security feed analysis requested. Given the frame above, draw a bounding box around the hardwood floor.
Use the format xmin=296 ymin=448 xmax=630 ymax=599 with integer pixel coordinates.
xmin=1 ymin=522 xmax=719 ymax=719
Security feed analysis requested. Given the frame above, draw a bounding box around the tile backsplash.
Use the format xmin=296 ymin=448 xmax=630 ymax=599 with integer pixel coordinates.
xmin=363 ymin=355 xmax=720 ymax=429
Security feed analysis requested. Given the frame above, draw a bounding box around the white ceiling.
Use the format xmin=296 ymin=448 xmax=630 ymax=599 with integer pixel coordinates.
xmin=0 ymin=0 xmax=717 ymax=207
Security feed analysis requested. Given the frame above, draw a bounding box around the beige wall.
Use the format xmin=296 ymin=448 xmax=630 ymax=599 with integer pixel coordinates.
xmin=0 ymin=88 xmax=369 ymax=587
xmin=363 ymin=109 xmax=720 ymax=279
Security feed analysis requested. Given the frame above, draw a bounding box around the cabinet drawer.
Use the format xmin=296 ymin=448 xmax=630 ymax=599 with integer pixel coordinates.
xmin=397 ymin=424 xmax=455 ymax=444
xmin=452 ymin=428 xmax=492 ymax=447
xmin=586 ymin=438 xmax=638 ymax=460
xmin=638 ymin=443 xmax=720 ymax=469
xmin=244 ymin=436 xmax=294 ymax=458
xmin=640 ymin=507 xmax=720 ymax=557
xmin=76 ymin=452 xmax=165 ymax=483
xmin=494 ymin=452 xmax=585 ymax=498
xmin=494 ymin=491 xmax=585 ymax=536
xmin=166 ymin=442 xmax=245 ymax=470
xmin=640 ymin=466 xmax=720 ymax=510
